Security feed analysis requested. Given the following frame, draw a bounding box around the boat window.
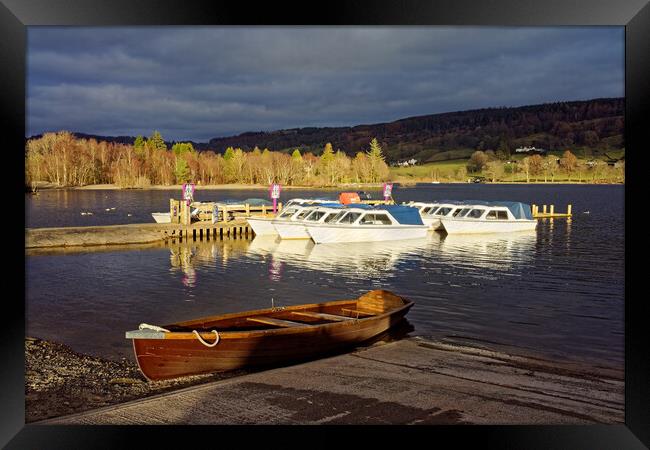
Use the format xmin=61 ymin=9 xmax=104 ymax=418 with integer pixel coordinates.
xmin=359 ymin=213 xmax=393 ymax=225
xmin=296 ymin=210 xmax=312 ymax=220
xmin=427 ymin=206 xmax=440 ymax=215
xmin=337 ymin=212 xmax=362 ymax=224
xmin=454 ymin=208 xmax=472 ymax=217
xmin=305 ymin=211 xmax=327 ymax=222
xmin=278 ymin=208 xmax=297 ymax=219
xmin=325 ymin=211 xmax=346 ymax=223
xmin=485 ymin=210 xmax=498 ymax=220
xmin=435 ymin=207 xmax=452 ymax=216
xmin=421 ymin=206 xmax=433 ymax=214
xmin=497 ymin=210 xmax=509 ymax=220
xmin=467 ymin=209 xmax=485 ymax=219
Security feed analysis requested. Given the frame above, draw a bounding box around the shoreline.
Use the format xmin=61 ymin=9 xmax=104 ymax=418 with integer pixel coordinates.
xmin=25 ymin=336 xmax=250 ymax=423
xmin=28 ymin=335 xmax=624 ymax=425
xmin=26 ymin=335 xmax=623 ymax=424
xmin=28 ymin=180 xmax=624 ymax=192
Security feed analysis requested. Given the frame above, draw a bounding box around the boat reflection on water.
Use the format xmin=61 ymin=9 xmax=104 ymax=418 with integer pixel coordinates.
xmin=169 ymin=228 xmax=539 ymax=286
xmin=247 ymin=235 xmax=434 ymax=279
xmin=168 ymin=239 xmax=252 ymax=287
xmin=304 ymin=238 xmax=431 ymax=277
xmin=436 ymin=230 xmax=538 ymax=272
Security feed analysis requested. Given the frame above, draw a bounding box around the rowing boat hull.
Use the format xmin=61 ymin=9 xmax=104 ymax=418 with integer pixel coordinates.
xmin=129 ymin=291 xmax=413 ymax=380
xmin=132 ymin=311 xmax=408 ymax=380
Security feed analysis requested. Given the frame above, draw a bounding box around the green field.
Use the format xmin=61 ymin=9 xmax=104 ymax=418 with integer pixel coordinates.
xmin=389 ymin=152 xmax=625 ymax=184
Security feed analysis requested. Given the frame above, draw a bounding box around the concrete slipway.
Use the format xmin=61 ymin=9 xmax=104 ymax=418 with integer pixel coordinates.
xmin=40 ymin=337 xmax=623 ymax=425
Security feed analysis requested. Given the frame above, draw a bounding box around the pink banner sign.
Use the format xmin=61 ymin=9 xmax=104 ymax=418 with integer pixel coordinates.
xmin=270 ymin=183 xmax=281 ymax=213
xmin=382 ymin=183 xmax=393 ymax=200
xmin=182 ymin=183 xmax=195 ymax=205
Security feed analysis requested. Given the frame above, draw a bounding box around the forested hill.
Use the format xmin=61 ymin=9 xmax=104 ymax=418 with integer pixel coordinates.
xmin=29 ymin=97 xmax=624 ymax=163
xmin=207 ymin=97 xmax=624 ymax=162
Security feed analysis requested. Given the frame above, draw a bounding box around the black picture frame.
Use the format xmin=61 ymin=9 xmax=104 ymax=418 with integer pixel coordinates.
xmin=3 ymin=0 xmax=648 ymax=447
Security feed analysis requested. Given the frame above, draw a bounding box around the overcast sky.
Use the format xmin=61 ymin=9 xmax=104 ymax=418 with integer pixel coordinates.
xmin=27 ymin=26 xmax=624 ymax=142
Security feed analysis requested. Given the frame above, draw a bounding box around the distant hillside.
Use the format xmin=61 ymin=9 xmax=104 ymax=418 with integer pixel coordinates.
xmin=28 ymin=98 xmax=624 ymax=163
xmin=207 ymin=98 xmax=624 ymax=162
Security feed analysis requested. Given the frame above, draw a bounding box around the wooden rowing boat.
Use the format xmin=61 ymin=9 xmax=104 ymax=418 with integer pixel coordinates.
xmin=125 ymin=289 xmax=414 ymax=381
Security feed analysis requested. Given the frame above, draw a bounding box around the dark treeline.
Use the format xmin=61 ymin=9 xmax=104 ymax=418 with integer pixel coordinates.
xmin=207 ymin=98 xmax=624 ymax=162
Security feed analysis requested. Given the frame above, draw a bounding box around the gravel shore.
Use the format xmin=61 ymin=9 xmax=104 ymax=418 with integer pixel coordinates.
xmin=25 ymin=337 xmax=247 ymax=423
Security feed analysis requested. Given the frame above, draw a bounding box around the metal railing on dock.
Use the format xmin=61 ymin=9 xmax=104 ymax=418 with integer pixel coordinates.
xmin=531 ymin=204 xmax=572 ymax=218
xmin=169 ymin=199 xmax=282 ymax=225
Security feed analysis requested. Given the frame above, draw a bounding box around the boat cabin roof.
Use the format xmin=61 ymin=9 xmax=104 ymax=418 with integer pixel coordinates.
xmin=326 ymin=204 xmax=424 ymax=225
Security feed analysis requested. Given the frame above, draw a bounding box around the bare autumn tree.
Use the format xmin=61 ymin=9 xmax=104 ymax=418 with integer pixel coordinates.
xmin=559 ymin=150 xmax=578 ymax=181
xmin=543 ymin=155 xmax=560 ymax=182
xmin=520 ymin=157 xmax=532 ymax=183
xmin=467 ymin=150 xmax=488 ymax=173
xmin=484 ymin=160 xmax=504 ymax=182
xmin=528 ymin=154 xmax=544 ymax=181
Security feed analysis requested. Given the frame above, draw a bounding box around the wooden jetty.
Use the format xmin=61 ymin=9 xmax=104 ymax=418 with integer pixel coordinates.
xmin=25 ymin=199 xmax=286 ymax=249
xmin=531 ymin=203 xmax=572 ymax=219
xmin=25 ymin=220 xmax=255 ymax=249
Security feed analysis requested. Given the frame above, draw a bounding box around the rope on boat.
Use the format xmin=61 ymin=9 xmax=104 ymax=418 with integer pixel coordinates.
xmin=139 ymin=323 xmax=170 ymax=332
xmin=193 ymin=329 xmax=220 ymax=347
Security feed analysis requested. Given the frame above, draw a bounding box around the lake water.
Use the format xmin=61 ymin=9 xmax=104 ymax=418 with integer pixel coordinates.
xmin=25 ymin=184 xmax=624 ymax=369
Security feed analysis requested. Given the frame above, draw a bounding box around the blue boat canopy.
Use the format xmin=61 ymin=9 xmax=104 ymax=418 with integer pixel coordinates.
xmin=454 ymin=200 xmax=533 ymax=220
xmin=380 ymin=205 xmax=424 ymax=225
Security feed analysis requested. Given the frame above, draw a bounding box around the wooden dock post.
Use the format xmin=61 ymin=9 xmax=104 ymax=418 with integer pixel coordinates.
xmin=223 ymin=205 xmax=229 ymax=223
xmin=170 ymin=199 xmax=180 ymax=224
xmin=567 ymin=204 xmax=572 ymax=216
xmin=278 ymin=202 xmax=283 ymax=212
xmin=180 ymin=201 xmax=191 ymax=225
xmin=550 ymin=205 xmax=555 ymax=215
xmin=542 ymin=205 xmax=547 ymax=214
xmin=245 ymin=203 xmax=250 ymax=215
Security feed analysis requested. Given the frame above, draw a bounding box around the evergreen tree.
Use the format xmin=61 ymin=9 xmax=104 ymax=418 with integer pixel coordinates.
xmin=321 ymin=143 xmax=334 ymax=162
xmin=133 ymin=135 xmax=145 ymax=158
xmin=148 ymin=130 xmax=167 ymax=151
xmin=291 ymin=149 xmax=302 ymax=161
xmin=367 ymin=138 xmax=385 ymax=162
xmin=223 ymin=147 xmax=235 ymax=161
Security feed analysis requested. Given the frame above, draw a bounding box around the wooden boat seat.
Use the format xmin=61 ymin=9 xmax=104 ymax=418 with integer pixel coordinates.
xmin=290 ymin=311 xmax=354 ymax=322
xmin=247 ymin=317 xmax=307 ymax=328
xmin=340 ymin=308 xmax=376 ymax=317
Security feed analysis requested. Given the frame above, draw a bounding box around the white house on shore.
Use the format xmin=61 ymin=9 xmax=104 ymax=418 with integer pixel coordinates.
xmin=514 ymin=146 xmax=547 ymax=155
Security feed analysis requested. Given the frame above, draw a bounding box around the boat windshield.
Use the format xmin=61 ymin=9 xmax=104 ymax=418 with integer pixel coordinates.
xmin=426 ymin=206 xmax=440 ymax=215
xmin=486 ymin=209 xmax=510 ymax=220
xmin=305 ymin=210 xmax=327 ymax=222
xmin=466 ymin=208 xmax=485 ymax=219
xmin=453 ymin=208 xmax=472 ymax=217
xmin=278 ymin=208 xmax=297 ymax=219
xmin=337 ymin=212 xmax=362 ymax=224
xmin=325 ymin=211 xmax=347 ymax=223
xmin=359 ymin=213 xmax=393 ymax=225
xmin=434 ymin=207 xmax=453 ymax=216
xmin=295 ymin=209 xmax=313 ymax=220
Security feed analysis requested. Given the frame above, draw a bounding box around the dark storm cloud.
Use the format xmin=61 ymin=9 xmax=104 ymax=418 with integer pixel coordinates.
xmin=27 ymin=27 xmax=624 ymax=141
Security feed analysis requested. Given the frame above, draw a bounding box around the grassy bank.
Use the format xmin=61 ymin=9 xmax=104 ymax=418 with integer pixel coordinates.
xmin=389 ymin=157 xmax=624 ymax=184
